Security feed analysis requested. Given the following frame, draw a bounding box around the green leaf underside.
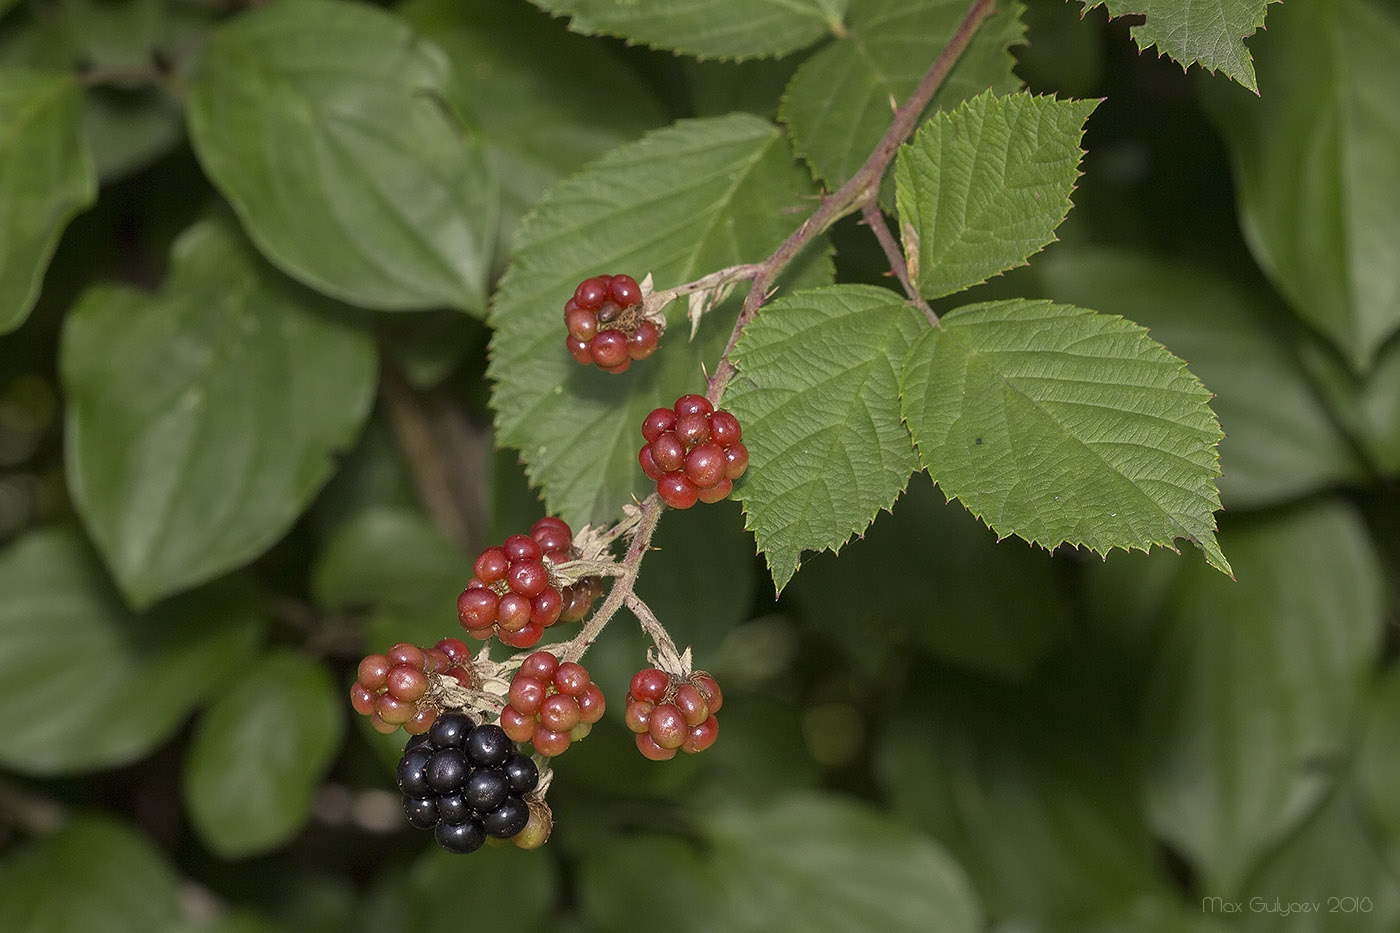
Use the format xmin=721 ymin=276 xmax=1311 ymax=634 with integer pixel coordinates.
xmin=703 ymin=795 xmax=983 ymax=932
xmin=0 ymin=527 xmax=264 ymax=775
xmin=780 ymin=0 xmax=1025 ymax=193
xmin=725 ymin=284 xmax=924 ymax=593
xmin=895 ymin=91 xmax=1098 ymax=299
xmin=0 ymin=67 xmax=97 ymax=334
xmin=528 ymin=0 xmax=846 ymax=60
xmin=1142 ymin=500 xmax=1383 ymax=893
xmin=184 ymin=651 xmax=344 ymax=858
xmin=1078 ymin=0 xmax=1274 ymax=92
xmin=489 ymin=114 xmax=824 ymax=526
xmin=61 ymin=216 xmax=376 ymax=608
xmin=187 ymin=0 xmax=496 ymax=313
xmin=400 ymin=0 xmax=667 ymax=255
xmin=0 ymin=817 xmax=182 ymax=932
xmin=903 ymin=298 xmax=1230 ymax=575
xmin=1201 ymin=0 xmax=1400 ymax=373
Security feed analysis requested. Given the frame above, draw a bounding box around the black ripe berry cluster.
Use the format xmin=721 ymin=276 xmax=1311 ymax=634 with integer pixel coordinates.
xmin=397 ymin=712 xmax=540 ymax=854
xmin=564 ymin=274 xmax=659 ymax=373
xmin=640 ymin=395 xmax=749 ymax=509
xmin=457 ymin=517 xmax=599 ymax=648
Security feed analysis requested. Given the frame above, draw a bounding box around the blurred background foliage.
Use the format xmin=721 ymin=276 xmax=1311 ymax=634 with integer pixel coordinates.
xmin=1 ymin=0 xmax=1398 ymax=930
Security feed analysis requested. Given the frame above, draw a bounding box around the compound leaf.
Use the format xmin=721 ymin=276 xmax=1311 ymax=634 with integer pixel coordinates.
xmin=184 ymin=650 xmax=344 ymax=858
xmin=0 ymin=68 xmax=96 ymax=334
xmin=1200 ymin=0 xmax=1400 ymax=372
xmin=0 ymin=527 xmax=265 ymax=775
xmin=529 ymin=0 xmax=847 ymax=60
xmin=903 ymin=298 xmax=1229 ymax=575
xmin=725 ymin=284 xmax=924 ymax=593
xmin=1077 ymin=0 xmax=1276 ymax=92
xmin=489 ymin=114 xmax=824 ymax=526
xmin=895 ymin=91 xmax=1098 ymax=299
xmin=62 ymin=215 xmax=376 ymax=609
xmin=187 ymin=0 xmax=496 ymax=313
xmin=780 ymin=0 xmax=1024 ymax=193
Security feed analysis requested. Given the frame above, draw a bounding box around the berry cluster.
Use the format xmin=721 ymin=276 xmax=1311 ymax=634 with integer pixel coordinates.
xmin=397 ymin=712 xmax=543 ymax=854
xmin=500 ymin=651 xmax=606 ymax=757
xmin=564 ymin=274 xmax=660 ymax=373
xmin=351 ymin=638 xmax=474 ymax=735
xmin=457 ymin=517 xmax=598 ymax=648
xmin=623 ymin=668 xmax=722 ymax=760
xmin=639 ymin=395 xmax=749 ymax=509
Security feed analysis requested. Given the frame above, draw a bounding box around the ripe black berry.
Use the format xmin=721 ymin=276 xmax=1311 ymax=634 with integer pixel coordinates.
xmin=436 ymin=793 xmax=472 ymax=825
xmin=465 ymin=723 xmax=511 ymax=767
xmin=396 ymin=745 xmax=434 ymax=797
xmin=464 ymin=769 xmax=509 ymax=813
xmin=483 ymin=796 xmax=530 ymax=838
xmin=425 ymin=748 xmax=468 ymax=793
xmin=403 ymin=796 xmax=438 ymax=829
xmin=428 ymin=710 xmax=473 ymax=749
xmin=503 ymin=752 xmax=539 ymax=794
xmin=435 ymin=819 xmax=486 ymax=854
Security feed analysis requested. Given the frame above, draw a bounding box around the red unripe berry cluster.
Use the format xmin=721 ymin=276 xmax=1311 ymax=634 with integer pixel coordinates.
xmin=624 ymin=668 xmax=722 ymax=760
xmin=351 ymin=638 xmax=473 ymax=735
xmin=500 ymin=651 xmax=606 ymax=757
xmin=564 ymin=274 xmax=659 ymax=373
xmin=457 ymin=517 xmax=597 ymax=649
xmin=639 ymin=395 xmax=749 ymax=509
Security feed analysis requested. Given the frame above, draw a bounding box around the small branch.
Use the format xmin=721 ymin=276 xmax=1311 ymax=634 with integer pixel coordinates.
xmin=861 ymin=202 xmax=939 ymax=327
xmin=623 ymin=591 xmax=687 ymax=675
xmin=558 ymin=498 xmax=663 ymax=663
xmin=705 ymin=0 xmax=998 ymax=404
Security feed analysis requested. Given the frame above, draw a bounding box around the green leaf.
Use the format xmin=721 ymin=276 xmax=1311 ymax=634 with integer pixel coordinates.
xmin=0 ymin=526 xmax=265 ymax=775
xmin=0 ymin=816 xmax=183 ymax=932
xmin=184 ymin=650 xmax=344 ymax=858
xmin=1077 ymin=0 xmax=1275 ymax=92
xmin=703 ymin=794 xmax=983 ymax=932
xmin=725 ymin=284 xmax=924 ymax=593
xmin=878 ymin=669 xmax=1166 ymax=920
xmin=780 ymin=0 xmax=1024 ymax=192
xmin=1142 ymin=500 xmax=1384 ymax=894
xmin=489 ymin=113 xmax=824 ymax=525
xmin=577 ymin=834 xmax=723 ymax=933
xmin=187 ymin=0 xmax=497 ymax=313
xmin=1200 ymin=0 xmax=1400 ymax=372
xmin=903 ymin=298 xmax=1230 ymax=576
xmin=0 ymin=68 xmax=97 ymax=334
xmin=528 ymin=0 xmax=847 ymax=60
xmin=1028 ymin=247 xmax=1367 ymax=509
xmin=61 ymin=215 xmax=376 ymax=608
xmin=895 ymin=91 xmax=1098 ymax=299
xmin=400 ymin=0 xmax=667 ymax=254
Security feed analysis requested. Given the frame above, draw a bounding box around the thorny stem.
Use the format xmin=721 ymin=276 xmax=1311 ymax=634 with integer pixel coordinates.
xmin=557 ymin=497 xmax=663 ymax=664
xmin=705 ymin=0 xmax=998 ymax=404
